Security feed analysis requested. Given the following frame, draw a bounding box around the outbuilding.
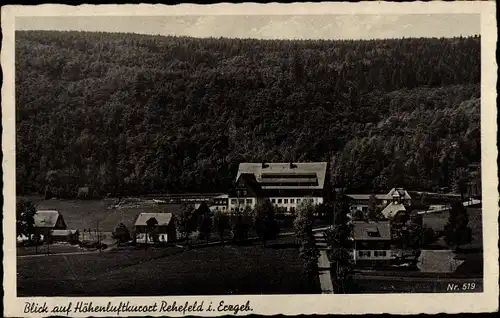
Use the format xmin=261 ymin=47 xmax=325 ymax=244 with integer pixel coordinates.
xmin=134 ymin=213 xmax=176 ymax=244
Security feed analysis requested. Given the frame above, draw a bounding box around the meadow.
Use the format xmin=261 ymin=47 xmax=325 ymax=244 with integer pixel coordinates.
xmin=17 ymin=236 xmax=320 ymax=296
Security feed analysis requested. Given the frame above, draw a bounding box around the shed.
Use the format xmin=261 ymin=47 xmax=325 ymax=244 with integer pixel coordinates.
xmin=134 ymin=213 xmax=176 ymax=244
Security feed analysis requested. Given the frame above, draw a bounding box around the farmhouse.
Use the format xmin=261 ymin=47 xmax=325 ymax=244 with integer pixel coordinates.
xmin=352 ymin=221 xmax=392 ymax=266
xmin=227 ymin=162 xmax=329 ymax=214
xmin=347 ymin=187 xmax=412 ymax=218
xmin=134 ymin=213 xmax=176 ymax=244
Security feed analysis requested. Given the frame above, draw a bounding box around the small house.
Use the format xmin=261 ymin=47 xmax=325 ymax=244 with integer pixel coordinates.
xmin=33 ymin=210 xmax=67 ymax=239
xmin=352 ymin=221 xmax=392 ymax=266
xmin=134 ymin=213 xmax=176 ymax=244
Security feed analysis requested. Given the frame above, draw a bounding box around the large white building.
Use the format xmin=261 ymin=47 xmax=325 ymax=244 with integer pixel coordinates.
xmin=226 ymin=162 xmax=330 ymax=214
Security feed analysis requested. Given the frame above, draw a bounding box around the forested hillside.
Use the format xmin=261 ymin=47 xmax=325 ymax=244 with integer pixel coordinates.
xmin=15 ymin=31 xmax=481 ymax=197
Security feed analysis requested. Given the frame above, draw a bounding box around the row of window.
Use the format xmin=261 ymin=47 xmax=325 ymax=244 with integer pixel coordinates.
xmin=228 ymin=198 xmax=317 ymax=205
xmin=230 ymin=198 xmax=254 ymax=205
xmin=358 ymin=250 xmax=387 ymax=257
xmin=271 ymin=198 xmax=315 ymax=204
xmin=229 ymin=206 xmax=296 ymax=213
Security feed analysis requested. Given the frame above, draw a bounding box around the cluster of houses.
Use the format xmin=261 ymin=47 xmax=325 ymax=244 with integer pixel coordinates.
xmin=22 ymin=161 xmax=479 ymax=267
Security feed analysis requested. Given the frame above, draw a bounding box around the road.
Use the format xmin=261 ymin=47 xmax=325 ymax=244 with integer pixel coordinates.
xmin=313 ymin=230 xmax=334 ymax=294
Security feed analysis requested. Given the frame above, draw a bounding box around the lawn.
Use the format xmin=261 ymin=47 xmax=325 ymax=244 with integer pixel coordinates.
xmin=17 ymin=243 xmax=86 ymax=256
xmin=23 ymin=196 xmax=161 ymax=232
xmin=17 ymin=236 xmax=320 ymax=296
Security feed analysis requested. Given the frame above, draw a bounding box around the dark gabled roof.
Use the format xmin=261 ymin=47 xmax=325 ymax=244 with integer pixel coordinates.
xmin=135 ymin=213 xmax=173 ymax=226
xmin=231 ymin=173 xmax=262 ymax=197
xmin=353 ymin=221 xmax=391 ymax=241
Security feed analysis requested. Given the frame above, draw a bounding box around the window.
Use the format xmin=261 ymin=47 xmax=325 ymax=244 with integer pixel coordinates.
xmin=222 ymin=206 xmax=226 ymax=210
xmin=297 ymin=199 xmax=301 ymax=203
xmin=238 ymin=199 xmax=245 ymax=205
xmin=374 ymin=251 xmax=387 ymax=257
xmin=284 ymin=199 xmax=288 ymax=204
xmin=290 ymin=199 xmax=295 ymax=204
xmin=290 ymin=207 xmax=296 ymax=214
xmin=272 ymin=199 xmax=276 ymax=203
xmin=246 ymin=199 xmax=252 ymax=205
xmin=231 ymin=199 xmax=237 ymax=204
xmin=243 ymin=190 xmax=247 ymax=196
xmin=358 ymin=251 xmax=371 ymax=257
xmin=278 ymin=199 xmax=282 ymax=204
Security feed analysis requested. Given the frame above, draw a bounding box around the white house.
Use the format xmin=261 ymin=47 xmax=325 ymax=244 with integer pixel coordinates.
xmin=227 ymin=162 xmax=329 ymax=214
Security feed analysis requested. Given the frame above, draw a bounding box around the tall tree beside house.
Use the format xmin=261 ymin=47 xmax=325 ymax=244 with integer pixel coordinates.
xmin=328 ymin=191 xmax=354 ymax=293
xmin=452 ymin=168 xmax=469 ymax=201
xmin=16 ymin=198 xmax=36 ymax=244
xmin=294 ymin=202 xmax=319 ymax=278
xmin=366 ymin=193 xmax=380 ymax=221
xmin=253 ymin=199 xmax=280 ymax=246
xmin=112 ymin=222 xmax=131 ymax=246
xmin=146 ymin=217 xmax=159 ymax=245
xmin=214 ymin=211 xmax=230 ymax=243
xmin=444 ymin=201 xmax=472 ymax=251
xmin=391 ymin=211 xmax=424 ymax=251
xmin=231 ymin=214 xmax=250 ymax=244
xmin=315 ymin=202 xmax=334 ymax=222
xmin=294 ymin=202 xmax=316 ymax=242
xmin=197 ymin=203 xmax=213 ymax=244
xmin=178 ymin=203 xmax=197 ymax=246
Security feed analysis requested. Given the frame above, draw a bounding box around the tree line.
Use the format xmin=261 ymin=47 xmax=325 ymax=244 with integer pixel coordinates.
xmin=15 ymin=31 xmax=480 ymax=197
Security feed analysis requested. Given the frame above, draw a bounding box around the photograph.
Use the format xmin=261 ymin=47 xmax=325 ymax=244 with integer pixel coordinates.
xmin=2 ymin=2 xmax=498 ymax=316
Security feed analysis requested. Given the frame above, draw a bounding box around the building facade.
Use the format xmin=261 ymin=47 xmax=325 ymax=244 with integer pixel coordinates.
xmin=134 ymin=213 xmax=177 ymax=244
xmin=352 ymin=221 xmax=392 ymax=266
xmin=347 ymin=188 xmax=412 ymax=218
xmin=227 ymin=162 xmax=329 ymax=214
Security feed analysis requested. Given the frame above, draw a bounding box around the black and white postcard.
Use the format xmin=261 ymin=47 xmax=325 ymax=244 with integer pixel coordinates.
xmin=2 ymin=2 xmax=498 ymax=316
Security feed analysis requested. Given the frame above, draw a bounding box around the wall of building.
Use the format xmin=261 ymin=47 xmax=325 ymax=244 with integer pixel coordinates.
xmin=225 ymin=196 xmax=323 ymax=213
xmin=228 ymin=197 xmax=257 ymax=212
xmin=354 ymin=249 xmax=392 ymax=261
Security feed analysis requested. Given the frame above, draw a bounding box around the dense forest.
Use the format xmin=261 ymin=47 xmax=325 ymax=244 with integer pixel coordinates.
xmin=15 ymin=31 xmax=481 ymax=197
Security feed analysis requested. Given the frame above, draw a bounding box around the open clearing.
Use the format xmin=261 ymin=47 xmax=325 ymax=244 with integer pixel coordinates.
xmin=17 ymin=236 xmax=320 ymax=296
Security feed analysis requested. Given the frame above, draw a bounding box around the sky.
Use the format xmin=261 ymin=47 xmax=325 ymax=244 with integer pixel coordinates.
xmin=15 ymin=14 xmax=480 ymax=40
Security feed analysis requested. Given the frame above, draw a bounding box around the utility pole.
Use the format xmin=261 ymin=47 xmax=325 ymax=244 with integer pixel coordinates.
xmin=97 ymin=220 xmax=101 ymax=253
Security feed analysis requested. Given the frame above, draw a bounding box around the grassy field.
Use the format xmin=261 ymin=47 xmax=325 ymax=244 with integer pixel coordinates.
xmin=17 ymin=236 xmax=320 ymax=296
xmin=23 ymin=196 xmax=161 ymax=232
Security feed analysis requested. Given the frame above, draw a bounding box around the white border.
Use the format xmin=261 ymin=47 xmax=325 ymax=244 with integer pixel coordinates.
xmin=2 ymin=2 xmax=498 ymax=316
